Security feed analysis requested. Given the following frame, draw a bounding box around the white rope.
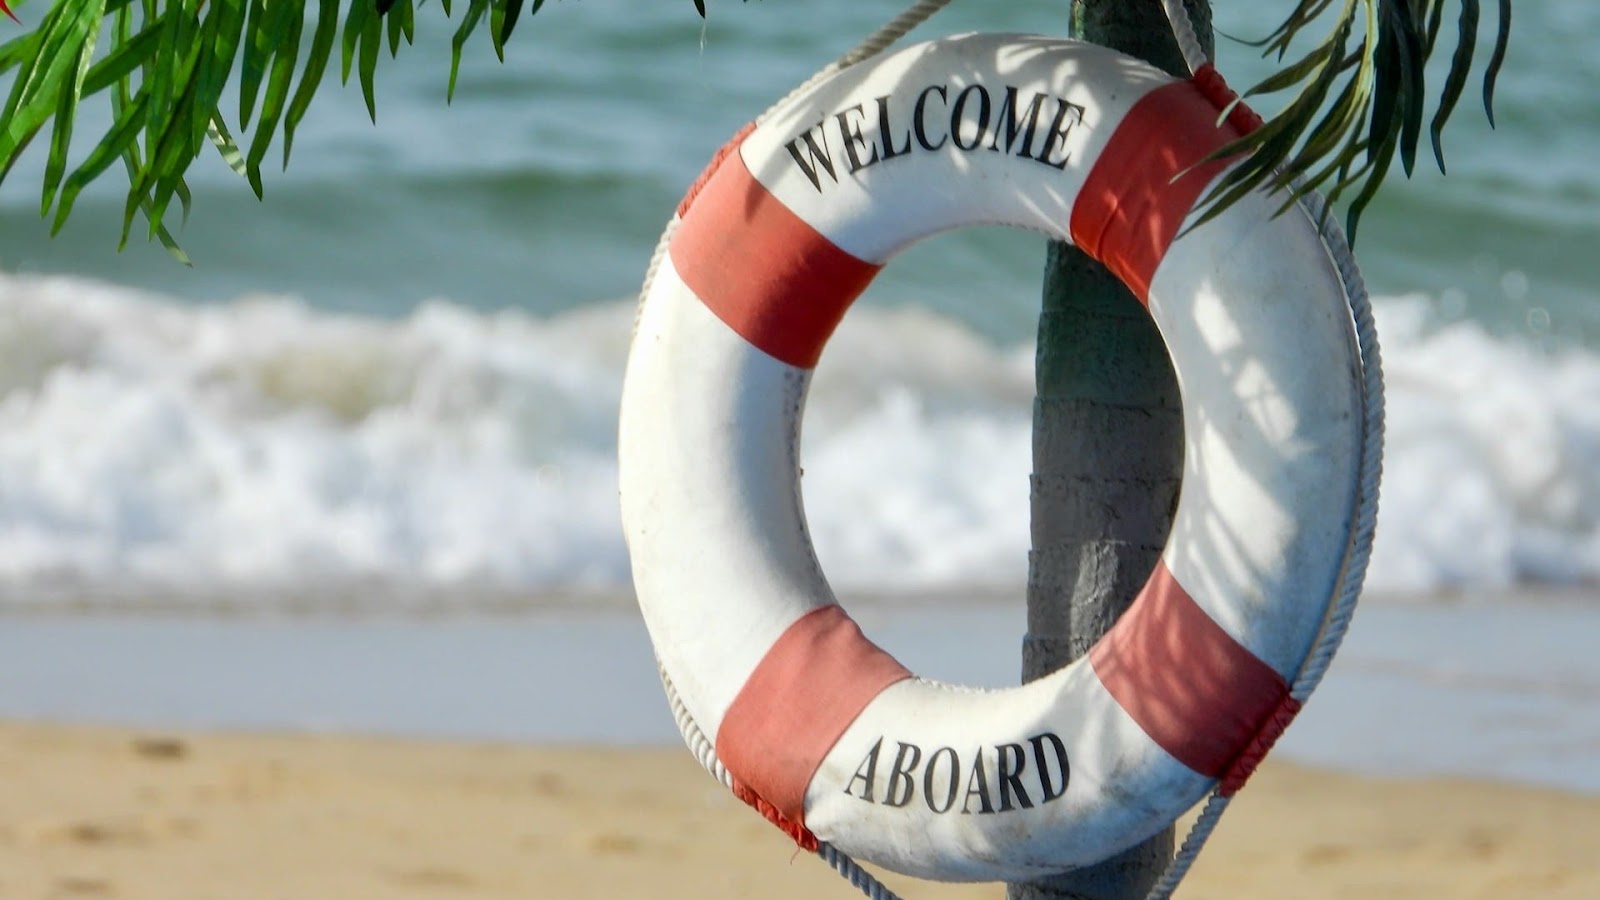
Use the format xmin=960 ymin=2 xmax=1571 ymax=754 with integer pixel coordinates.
xmin=1159 ymin=0 xmax=1211 ymax=75
xmin=644 ymin=6 xmax=956 ymax=899
xmin=660 ymin=663 xmax=910 ymax=900
xmin=1141 ymin=6 xmax=1387 ymax=897
xmin=1143 ymin=184 xmax=1384 ymax=900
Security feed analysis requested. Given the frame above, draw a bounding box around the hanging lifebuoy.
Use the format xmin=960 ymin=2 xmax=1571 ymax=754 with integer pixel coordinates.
xmin=620 ymin=33 xmax=1370 ymax=882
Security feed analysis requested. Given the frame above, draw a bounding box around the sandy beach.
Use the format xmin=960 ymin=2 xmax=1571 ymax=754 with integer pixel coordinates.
xmin=1 ymin=720 xmax=1596 ymax=900
xmin=3 ymin=599 xmax=1598 ymax=898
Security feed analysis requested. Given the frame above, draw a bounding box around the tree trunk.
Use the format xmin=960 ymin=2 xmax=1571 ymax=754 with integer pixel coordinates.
xmin=1008 ymin=3 xmax=1212 ymax=899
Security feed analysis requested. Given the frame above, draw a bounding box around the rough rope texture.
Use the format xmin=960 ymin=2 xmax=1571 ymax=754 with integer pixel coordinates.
xmin=1143 ymin=181 xmax=1385 ymax=900
xmin=643 ymin=4 xmax=959 ymax=899
xmin=1142 ymin=7 xmax=1387 ymax=899
xmin=1160 ymin=0 xmax=1211 ymax=75
xmin=659 ymin=664 xmax=908 ymax=900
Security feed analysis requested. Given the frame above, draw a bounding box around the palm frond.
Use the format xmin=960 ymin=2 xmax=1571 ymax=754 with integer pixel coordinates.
xmin=0 ymin=0 xmax=625 ymax=259
xmin=2 ymin=0 xmax=1510 ymax=257
xmin=1198 ymin=0 xmax=1513 ymax=242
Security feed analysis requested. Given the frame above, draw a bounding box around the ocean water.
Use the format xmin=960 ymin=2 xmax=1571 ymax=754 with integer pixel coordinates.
xmin=0 ymin=0 xmax=1596 ymax=605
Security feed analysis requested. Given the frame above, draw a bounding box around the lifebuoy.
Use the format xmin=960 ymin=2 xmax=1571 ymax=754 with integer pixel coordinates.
xmin=620 ymin=33 xmax=1368 ymax=882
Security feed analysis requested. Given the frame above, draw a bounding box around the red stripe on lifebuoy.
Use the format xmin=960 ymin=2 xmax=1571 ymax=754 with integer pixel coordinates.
xmin=677 ymin=123 xmax=757 ymax=219
xmin=1219 ymin=692 xmax=1302 ymax=796
xmin=716 ymin=605 xmax=912 ymax=828
xmin=1089 ymin=562 xmax=1289 ymax=778
xmin=1070 ymin=78 xmax=1251 ymax=303
xmin=669 ymin=150 xmax=880 ymax=369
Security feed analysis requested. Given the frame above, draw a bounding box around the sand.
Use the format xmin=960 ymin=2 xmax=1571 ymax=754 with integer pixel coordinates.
xmin=2 ymin=722 xmax=1597 ymax=899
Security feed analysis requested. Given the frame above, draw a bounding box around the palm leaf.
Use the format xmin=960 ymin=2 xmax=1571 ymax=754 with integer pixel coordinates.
xmin=0 ymin=0 xmax=1510 ymax=256
xmin=0 ymin=0 xmax=585 ymax=256
xmin=282 ymin=0 xmax=339 ymax=165
xmin=1208 ymin=0 xmax=1514 ymax=241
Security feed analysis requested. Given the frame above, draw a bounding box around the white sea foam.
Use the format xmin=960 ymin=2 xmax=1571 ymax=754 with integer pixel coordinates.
xmin=1369 ymin=298 xmax=1600 ymax=592
xmin=0 ymin=273 xmax=1595 ymax=604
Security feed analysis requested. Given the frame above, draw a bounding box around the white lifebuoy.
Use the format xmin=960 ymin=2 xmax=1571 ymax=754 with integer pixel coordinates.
xmin=620 ymin=33 xmax=1367 ymax=882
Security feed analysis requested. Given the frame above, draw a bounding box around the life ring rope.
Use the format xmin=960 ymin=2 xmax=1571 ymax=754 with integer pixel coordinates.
xmin=1145 ymin=0 xmax=1387 ymax=890
xmin=1153 ymin=182 xmax=1385 ymax=900
xmin=634 ymin=1 xmax=1385 ymax=897
xmin=641 ymin=7 xmax=956 ymax=893
xmin=646 ymin=0 xmax=965 ymax=887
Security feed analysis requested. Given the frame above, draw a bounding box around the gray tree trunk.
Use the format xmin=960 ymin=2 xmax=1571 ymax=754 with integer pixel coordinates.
xmin=1008 ymin=3 xmax=1213 ymax=899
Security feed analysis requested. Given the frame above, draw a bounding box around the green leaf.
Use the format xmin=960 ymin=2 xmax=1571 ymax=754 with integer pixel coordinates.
xmin=1385 ymin=0 xmax=1427 ymax=176
xmin=283 ymin=0 xmax=340 ymax=165
xmin=41 ymin=33 xmax=98 ymax=216
xmin=139 ymin=54 xmax=207 ymax=233
xmin=119 ymin=161 xmax=144 ymax=248
xmin=1344 ymin=122 xmax=1398 ymax=243
xmin=493 ymin=0 xmax=526 ymax=59
xmin=488 ymin=5 xmax=501 ymax=62
xmin=1367 ymin=13 xmax=1399 ymax=164
xmin=52 ymin=90 xmax=149 ymax=233
xmin=1189 ymin=0 xmax=1516 ymax=244
xmin=1263 ymin=0 xmax=1339 ymax=60
xmin=0 ymin=29 xmax=40 ymax=72
xmin=1423 ymin=0 xmax=1447 ymax=54
xmin=192 ymin=0 xmax=247 ymax=151
xmin=340 ymin=0 xmax=372 ymax=83
xmin=80 ymin=20 xmax=162 ymax=97
xmin=111 ymin=8 xmax=150 ymax=250
xmin=144 ymin=0 xmax=200 ymax=160
xmin=207 ymin=115 xmax=249 ymax=178
xmin=245 ymin=1 xmax=302 ymax=192
xmin=1429 ymin=0 xmax=1478 ymax=173
xmin=1 ymin=0 xmax=105 ymax=184
xmin=1280 ymin=73 xmax=1363 ymax=182
xmin=387 ymin=0 xmax=406 ymax=55
xmin=238 ymin=0 xmax=268 ymax=127
xmin=1483 ymin=0 xmax=1510 ymax=127
xmin=174 ymin=174 xmax=193 ymax=225
xmin=448 ymin=0 xmax=489 ymax=101
xmin=1244 ymin=42 xmax=1336 ymax=98
xmin=386 ymin=0 xmax=411 ymax=56
xmin=400 ymin=0 xmax=417 ymax=45
xmin=358 ymin=1 xmax=381 ymax=120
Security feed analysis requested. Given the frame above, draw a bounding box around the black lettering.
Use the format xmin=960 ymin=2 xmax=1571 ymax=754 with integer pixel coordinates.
xmin=990 ymin=86 xmax=1047 ymax=158
xmin=844 ymin=737 xmax=883 ymax=801
xmin=913 ymin=85 xmax=949 ymax=151
xmin=1029 ymin=732 xmax=1071 ymax=803
xmin=834 ymin=103 xmax=881 ymax=174
xmin=961 ymin=748 xmax=995 ymax=814
xmin=996 ymin=742 xmax=1034 ymax=811
xmin=884 ymin=742 xmax=922 ymax=807
xmin=922 ymin=747 xmax=960 ymax=814
xmin=1035 ymin=98 xmax=1086 ymax=170
xmin=784 ymin=123 xmax=839 ymax=192
xmin=950 ymin=84 xmax=992 ymax=151
xmin=873 ymin=94 xmax=913 ymax=161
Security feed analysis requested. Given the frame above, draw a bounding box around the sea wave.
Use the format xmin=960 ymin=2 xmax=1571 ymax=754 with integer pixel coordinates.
xmin=0 ymin=272 xmax=1595 ymax=605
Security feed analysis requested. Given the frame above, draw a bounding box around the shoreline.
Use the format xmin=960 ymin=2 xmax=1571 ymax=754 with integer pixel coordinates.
xmin=3 ymin=720 xmax=1597 ymax=899
xmin=5 ymin=595 xmax=1599 ymax=896
xmin=5 ymin=598 xmax=1600 ymax=793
